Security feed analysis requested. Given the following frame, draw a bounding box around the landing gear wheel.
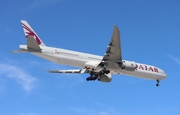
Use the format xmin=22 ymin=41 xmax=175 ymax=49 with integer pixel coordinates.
xmin=156 ymin=79 xmax=160 ymax=87
xmin=101 ymin=69 xmax=110 ymax=74
xmin=92 ymin=77 xmax=97 ymax=81
xmin=156 ymin=83 xmax=160 ymax=86
xmin=86 ymin=74 xmax=98 ymax=81
xmin=105 ymin=70 xmax=110 ymax=74
xmin=86 ymin=77 xmax=90 ymax=81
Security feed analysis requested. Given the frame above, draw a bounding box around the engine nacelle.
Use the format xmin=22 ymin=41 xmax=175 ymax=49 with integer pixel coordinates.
xmin=84 ymin=61 xmax=101 ymax=70
xmin=98 ymin=73 xmax=112 ymax=82
xmin=120 ymin=61 xmax=136 ymax=71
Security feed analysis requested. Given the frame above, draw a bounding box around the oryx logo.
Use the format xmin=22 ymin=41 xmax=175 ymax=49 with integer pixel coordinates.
xmin=22 ymin=23 xmax=41 ymax=45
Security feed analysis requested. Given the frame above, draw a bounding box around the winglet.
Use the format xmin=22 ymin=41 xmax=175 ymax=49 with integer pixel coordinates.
xmin=21 ymin=20 xmax=46 ymax=46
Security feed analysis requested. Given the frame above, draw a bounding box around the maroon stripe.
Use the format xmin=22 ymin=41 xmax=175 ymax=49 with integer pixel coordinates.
xmin=22 ymin=23 xmax=42 ymax=45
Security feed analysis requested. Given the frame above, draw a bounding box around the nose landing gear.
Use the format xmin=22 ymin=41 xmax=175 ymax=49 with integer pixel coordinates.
xmin=156 ymin=79 xmax=160 ymax=86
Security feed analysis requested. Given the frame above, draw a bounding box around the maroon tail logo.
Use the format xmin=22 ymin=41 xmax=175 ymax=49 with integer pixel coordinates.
xmin=22 ymin=23 xmax=41 ymax=45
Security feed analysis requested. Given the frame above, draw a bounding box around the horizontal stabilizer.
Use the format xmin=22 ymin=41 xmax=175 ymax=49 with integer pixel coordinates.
xmin=48 ymin=69 xmax=89 ymax=74
xmin=27 ymin=36 xmax=41 ymax=51
xmin=11 ymin=49 xmax=27 ymax=53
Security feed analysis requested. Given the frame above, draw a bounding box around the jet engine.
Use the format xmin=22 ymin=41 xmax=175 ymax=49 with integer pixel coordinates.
xmin=98 ymin=73 xmax=112 ymax=82
xmin=120 ymin=61 xmax=136 ymax=71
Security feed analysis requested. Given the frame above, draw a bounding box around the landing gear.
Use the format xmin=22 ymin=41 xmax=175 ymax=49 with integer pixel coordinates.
xmin=99 ymin=63 xmax=110 ymax=74
xmin=86 ymin=71 xmax=97 ymax=81
xmin=101 ymin=69 xmax=110 ymax=74
xmin=86 ymin=75 xmax=97 ymax=81
xmin=156 ymin=79 xmax=160 ymax=86
xmin=86 ymin=69 xmax=110 ymax=82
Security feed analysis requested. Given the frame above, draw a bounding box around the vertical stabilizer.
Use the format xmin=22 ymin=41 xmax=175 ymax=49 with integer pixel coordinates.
xmin=21 ymin=20 xmax=46 ymax=46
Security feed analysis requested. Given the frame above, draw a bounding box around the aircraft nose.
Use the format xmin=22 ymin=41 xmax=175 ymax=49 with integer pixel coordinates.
xmin=163 ymin=72 xmax=168 ymax=78
xmin=160 ymin=69 xmax=168 ymax=79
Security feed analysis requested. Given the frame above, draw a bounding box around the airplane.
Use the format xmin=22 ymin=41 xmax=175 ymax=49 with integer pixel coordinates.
xmin=14 ymin=20 xmax=167 ymax=86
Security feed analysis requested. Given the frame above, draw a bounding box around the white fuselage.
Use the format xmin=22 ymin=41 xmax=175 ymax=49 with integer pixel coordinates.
xmin=20 ymin=45 xmax=167 ymax=80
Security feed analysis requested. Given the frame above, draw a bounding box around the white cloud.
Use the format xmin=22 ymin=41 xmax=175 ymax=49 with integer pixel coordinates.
xmin=0 ymin=62 xmax=37 ymax=93
xmin=169 ymin=54 xmax=180 ymax=65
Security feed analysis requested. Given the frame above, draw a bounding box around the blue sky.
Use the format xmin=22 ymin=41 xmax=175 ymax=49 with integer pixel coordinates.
xmin=0 ymin=0 xmax=180 ymax=115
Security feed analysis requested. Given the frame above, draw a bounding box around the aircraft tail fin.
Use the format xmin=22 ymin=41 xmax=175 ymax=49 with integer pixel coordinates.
xmin=21 ymin=20 xmax=46 ymax=46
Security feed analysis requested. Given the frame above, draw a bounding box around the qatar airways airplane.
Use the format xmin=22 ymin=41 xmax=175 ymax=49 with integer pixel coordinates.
xmin=14 ymin=20 xmax=167 ymax=86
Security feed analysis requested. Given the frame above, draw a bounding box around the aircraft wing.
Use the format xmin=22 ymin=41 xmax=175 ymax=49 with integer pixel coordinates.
xmin=48 ymin=25 xmax=122 ymax=74
xmin=48 ymin=69 xmax=89 ymax=74
xmin=99 ymin=25 xmax=122 ymax=69
xmin=103 ymin=25 xmax=122 ymax=62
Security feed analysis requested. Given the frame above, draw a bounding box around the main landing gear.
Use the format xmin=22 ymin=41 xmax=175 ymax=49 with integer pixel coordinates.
xmin=86 ymin=76 xmax=97 ymax=81
xmin=86 ymin=71 xmax=98 ymax=81
xmin=86 ymin=69 xmax=110 ymax=81
xmin=156 ymin=79 xmax=160 ymax=86
xmin=100 ymin=69 xmax=110 ymax=74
